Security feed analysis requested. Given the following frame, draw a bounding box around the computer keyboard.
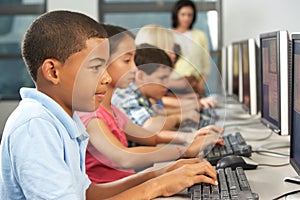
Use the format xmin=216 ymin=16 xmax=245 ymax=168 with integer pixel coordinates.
xmin=188 ymin=167 xmax=259 ymax=200
xmin=202 ymin=108 xmax=218 ymax=119
xmin=179 ymin=117 xmax=213 ymax=132
xmin=204 ymin=132 xmax=252 ymax=165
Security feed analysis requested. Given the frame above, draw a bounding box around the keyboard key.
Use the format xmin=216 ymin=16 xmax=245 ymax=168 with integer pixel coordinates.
xmin=205 ymin=132 xmax=252 ymax=165
xmin=188 ymin=167 xmax=258 ymax=200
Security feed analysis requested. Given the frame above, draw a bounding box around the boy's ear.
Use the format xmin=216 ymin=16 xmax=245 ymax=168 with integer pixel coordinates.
xmin=135 ymin=70 xmax=146 ymax=82
xmin=41 ymin=59 xmax=61 ymax=84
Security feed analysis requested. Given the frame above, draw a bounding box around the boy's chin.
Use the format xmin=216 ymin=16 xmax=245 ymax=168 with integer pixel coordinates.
xmin=77 ymin=104 xmax=100 ymax=113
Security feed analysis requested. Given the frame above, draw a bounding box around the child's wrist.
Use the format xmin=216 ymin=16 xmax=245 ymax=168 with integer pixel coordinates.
xmin=176 ymin=146 xmax=185 ymax=158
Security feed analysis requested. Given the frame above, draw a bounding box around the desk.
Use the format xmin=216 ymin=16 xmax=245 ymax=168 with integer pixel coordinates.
xmin=155 ymin=106 xmax=300 ymax=199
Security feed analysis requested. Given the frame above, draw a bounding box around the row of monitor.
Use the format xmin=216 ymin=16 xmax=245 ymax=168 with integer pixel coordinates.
xmin=221 ymin=30 xmax=300 ymax=184
xmin=221 ymin=30 xmax=291 ymax=136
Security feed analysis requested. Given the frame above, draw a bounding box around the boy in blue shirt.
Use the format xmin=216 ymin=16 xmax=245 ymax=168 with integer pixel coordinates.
xmin=0 ymin=10 xmax=218 ymax=199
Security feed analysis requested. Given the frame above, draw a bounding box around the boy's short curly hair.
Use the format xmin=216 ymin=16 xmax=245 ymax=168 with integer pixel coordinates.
xmin=22 ymin=10 xmax=107 ymax=81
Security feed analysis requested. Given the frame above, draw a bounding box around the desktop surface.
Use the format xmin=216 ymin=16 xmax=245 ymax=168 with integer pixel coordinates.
xmin=154 ymin=103 xmax=300 ymax=200
xmin=155 ymin=135 xmax=298 ymax=200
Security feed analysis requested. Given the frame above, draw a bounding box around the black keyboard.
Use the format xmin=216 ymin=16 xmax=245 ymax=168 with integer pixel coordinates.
xmin=188 ymin=167 xmax=259 ymax=200
xmin=179 ymin=116 xmax=214 ymax=132
xmin=204 ymin=132 xmax=252 ymax=165
xmin=202 ymin=108 xmax=218 ymax=119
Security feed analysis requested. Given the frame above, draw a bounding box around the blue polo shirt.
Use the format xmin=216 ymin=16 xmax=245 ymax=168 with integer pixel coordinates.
xmin=0 ymin=88 xmax=91 ymax=200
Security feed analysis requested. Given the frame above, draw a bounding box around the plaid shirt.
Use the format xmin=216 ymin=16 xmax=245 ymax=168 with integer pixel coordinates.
xmin=112 ymin=83 xmax=157 ymax=126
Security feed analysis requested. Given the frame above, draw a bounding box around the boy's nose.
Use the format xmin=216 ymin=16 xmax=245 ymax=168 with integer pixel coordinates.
xmin=102 ymin=71 xmax=112 ymax=84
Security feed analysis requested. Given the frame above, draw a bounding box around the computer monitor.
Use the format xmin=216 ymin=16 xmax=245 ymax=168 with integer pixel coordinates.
xmin=232 ymin=42 xmax=243 ymax=102
xmin=221 ymin=46 xmax=227 ymax=92
xmin=285 ymin=33 xmax=300 ymax=184
xmin=259 ymin=30 xmax=291 ymax=136
xmin=226 ymin=44 xmax=233 ymax=96
xmin=240 ymin=38 xmax=260 ymax=115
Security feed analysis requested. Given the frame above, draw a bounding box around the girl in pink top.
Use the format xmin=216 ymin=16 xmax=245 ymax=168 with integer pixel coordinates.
xmin=78 ymin=24 xmax=224 ymax=184
xmin=78 ymin=106 xmax=134 ymax=183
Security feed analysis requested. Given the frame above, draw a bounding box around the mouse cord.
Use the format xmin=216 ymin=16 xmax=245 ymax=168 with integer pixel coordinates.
xmin=257 ymin=163 xmax=290 ymax=167
xmin=272 ymin=189 xmax=300 ymax=200
xmin=252 ymin=139 xmax=290 ymax=157
xmin=252 ymin=149 xmax=289 ymax=157
xmin=223 ymin=119 xmax=261 ymax=129
xmin=223 ymin=125 xmax=274 ymax=142
xmin=243 ymin=129 xmax=274 ymax=141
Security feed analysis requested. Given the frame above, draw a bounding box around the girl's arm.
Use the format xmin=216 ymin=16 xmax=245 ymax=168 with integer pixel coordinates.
xmin=141 ymin=113 xmax=181 ymax=132
xmin=123 ymin=117 xmax=192 ymax=145
xmin=87 ymin=117 xmax=223 ymax=169
xmin=87 ymin=118 xmax=183 ymax=169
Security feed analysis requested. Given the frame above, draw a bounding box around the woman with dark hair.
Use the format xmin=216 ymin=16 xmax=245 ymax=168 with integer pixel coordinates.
xmin=171 ymin=0 xmax=212 ymax=98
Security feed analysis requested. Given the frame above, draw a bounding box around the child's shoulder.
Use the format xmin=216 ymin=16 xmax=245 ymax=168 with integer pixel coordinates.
xmin=5 ymin=99 xmax=52 ymax=131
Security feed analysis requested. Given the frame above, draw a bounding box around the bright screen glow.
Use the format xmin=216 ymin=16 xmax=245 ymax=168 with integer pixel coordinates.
xmin=261 ymin=37 xmax=280 ymax=128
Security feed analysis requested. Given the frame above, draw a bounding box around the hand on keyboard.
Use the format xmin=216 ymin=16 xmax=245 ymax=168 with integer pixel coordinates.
xmin=183 ymin=126 xmax=224 ymax=158
xmin=203 ymin=132 xmax=252 ymax=165
xmin=188 ymin=167 xmax=259 ymax=200
xmin=194 ymin=125 xmax=224 ymax=137
xmin=155 ymin=159 xmax=218 ymax=197
xmin=200 ymin=97 xmax=219 ymax=109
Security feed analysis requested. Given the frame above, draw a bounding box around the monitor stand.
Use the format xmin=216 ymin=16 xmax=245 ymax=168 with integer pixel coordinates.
xmin=284 ymin=176 xmax=300 ymax=184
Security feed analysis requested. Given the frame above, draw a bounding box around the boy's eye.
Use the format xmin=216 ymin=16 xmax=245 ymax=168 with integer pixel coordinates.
xmin=88 ymin=58 xmax=106 ymax=71
xmin=91 ymin=65 xmax=100 ymax=70
xmin=90 ymin=64 xmax=105 ymax=72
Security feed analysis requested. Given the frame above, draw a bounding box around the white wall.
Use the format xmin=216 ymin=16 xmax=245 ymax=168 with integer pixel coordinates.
xmin=47 ymin=0 xmax=99 ymax=21
xmin=223 ymin=0 xmax=300 ymax=46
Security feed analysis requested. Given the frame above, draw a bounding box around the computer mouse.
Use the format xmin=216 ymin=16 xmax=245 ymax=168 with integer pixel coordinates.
xmin=216 ymin=155 xmax=258 ymax=170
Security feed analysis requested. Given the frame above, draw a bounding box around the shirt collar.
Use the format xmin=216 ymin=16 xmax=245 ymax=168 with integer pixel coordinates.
xmin=20 ymin=87 xmax=89 ymax=140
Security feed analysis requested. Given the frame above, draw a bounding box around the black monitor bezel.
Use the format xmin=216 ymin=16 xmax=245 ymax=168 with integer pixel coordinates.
xmin=290 ymin=33 xmax=300 ymax=175
xmin=231 ymin=41 xmax=241 ymax=101
xmin=259 ymin=31 xmax=281 ymax=134
xmin=240 ymin=39 xmax=251 ymax=113
xmin=240 ymin=39 xmax=259 ymax=115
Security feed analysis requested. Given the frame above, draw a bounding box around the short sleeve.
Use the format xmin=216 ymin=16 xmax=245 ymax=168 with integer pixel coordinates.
xmin=111 ymin=105 xmax=128 ymax=130
xmin=10 ymin=118 xmax=84 ymax=199
xmin=76 ymin=111 xmax=97 ymax=126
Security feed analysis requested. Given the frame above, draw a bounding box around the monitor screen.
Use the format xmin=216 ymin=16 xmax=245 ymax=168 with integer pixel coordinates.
xmin=241 ymin=39 xmax=260 ymax=115
xmin=232 ymin=42 xmax=242 ymax=102
xmin=290 ymin=34 xmax=300 ymax=175
xmin=226 ymin=45 xmax=233 ymax=95
xmin=241 ymin=40 xmax=250 ymax=112
xmin=221 ymin=46 xmax=227 ymax=93
xmin=259 ymin=31 xmax=290 ymax=135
